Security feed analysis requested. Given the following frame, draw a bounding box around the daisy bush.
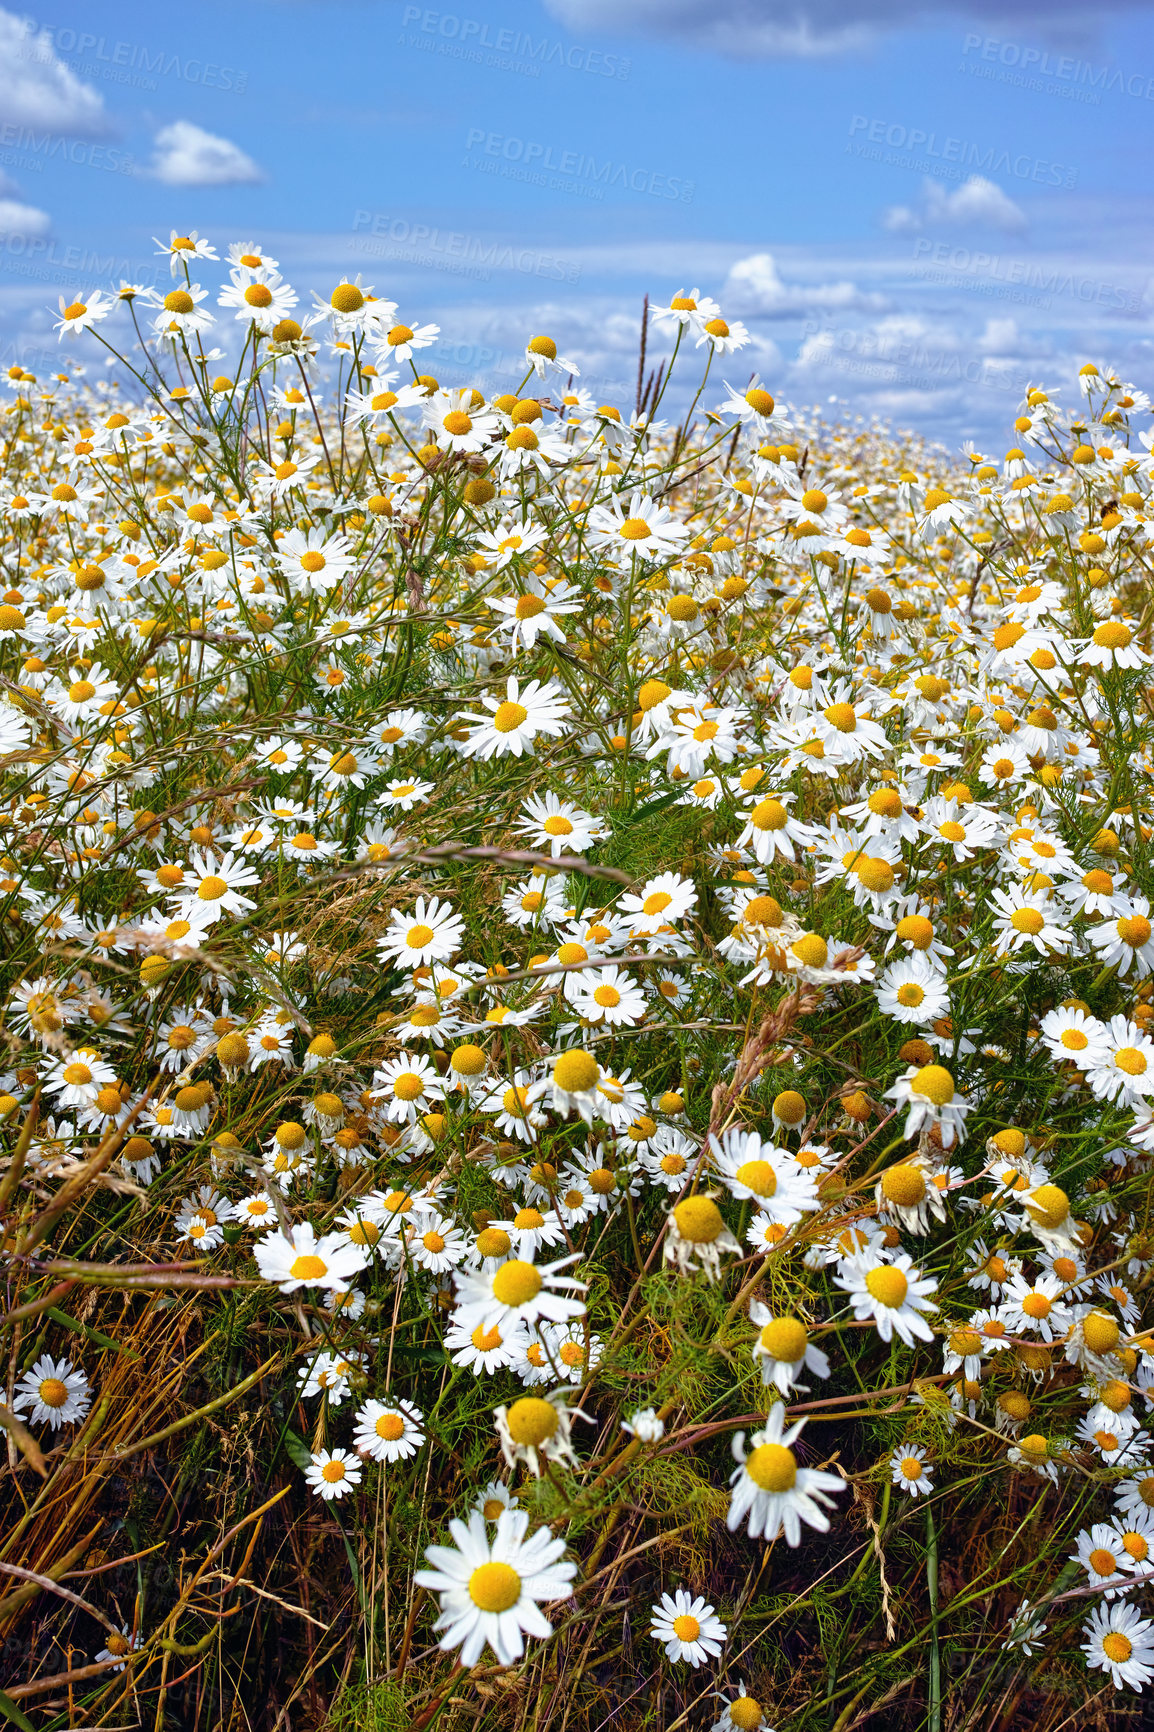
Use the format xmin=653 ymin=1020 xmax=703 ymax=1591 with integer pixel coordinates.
xmin=2 ymin=244 xmax=1154 ymax=1729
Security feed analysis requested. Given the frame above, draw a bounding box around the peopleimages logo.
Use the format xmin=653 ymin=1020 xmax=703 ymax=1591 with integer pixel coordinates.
xmin=463 ymin=130 xmax=694 ymax=202
xmin=400 ymin=7 xmax=630 ymax=78
xmin=846 ymin=115 xmax=1077 ymax=187
xmin=961 ymin=34 xmax=1154 ymax=101
xmin=351 ymin=213 xmax=581 ymax=284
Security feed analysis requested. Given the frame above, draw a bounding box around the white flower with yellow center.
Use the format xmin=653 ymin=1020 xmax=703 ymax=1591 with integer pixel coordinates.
xmin=875 ymin=954 xmax=950 ymax=1026
xmin=13 ymin=1354 xmax=91 ymax=1429
xmin=1039 ymin=1004 xmax=1108 ymax=1067
xmin=371 ymin=1052 xmax=445 ymax=1124
xmin=1090 ymin=897 xmax=1154 ymax=979
xmin=664 ymin=1193 xmax=741 ymax=1281
xmin=54 ymin=290 xmax=114 ymax=338
xmin=890 ymin=1443 xmax=933 ymax=1497
xmin=649 ymin=1587 xmax=727 ymax=1666
xmin=472 ymin=515 xmax=549 ymax=571
xmin=570 ymin=965 xmax=647 ymax=1028
xmin=587 ymin=491 xmax=691 ymax=564
xmin=749 ymin=1302 xmax=830 ymax=1394
xmin=885 ymin=1062 xmax=971 ymax=1148
xmin=42 ymin=1047 xmax=118 ymax=1108
xmin=353 ymin=1396 xmax=425 ymax=1463
xmin=456 ymin=676 xmax=571 ymax=762
xmin=217 ymin=268 xmax=298 ymax=328
xmin=453 ymin=1251 xmax=586 ymax=1336
xmin=727 ymin=1405 xmax=845 ymax=1543
xmin=1085 ymin=1016 xmax=1154 ymax=1104
xmin=377 ymin=896 xmax=464 ymax=969
xmin=709 ymin=1127 xmax=819 ymax=1226
xmin=1074 ymin=1522 xmax=1135 ymax=1598
xmin=618 ymin=870 xmax=697 ymax=936
xmin=254 ymin=1223 xmax=367 ymax=1294
xmin=168 ymin=847 xmax=260 ymax=927
xmin=414 ymin=1507 xmax=577 ymax=1667
xmin=1082 ymin=1599 xmax=1154 ymax=1690
xmin=835 ymin=1252 xmax=938 ymax=1345
xmin=515 ymin=792 xmax=605 ymax=859
xmin=711 ymin=1682 xmax=769 ymax=1731
xmin=536 ymin=1048 xmax=606 ymax=1126
xmin=305 ymin=1446 xmax=362 ymax=1501
xmin=488 ymin=576 xmax=582 ymax=651
xmin=274 ymin=527 xmax=356 ymax=595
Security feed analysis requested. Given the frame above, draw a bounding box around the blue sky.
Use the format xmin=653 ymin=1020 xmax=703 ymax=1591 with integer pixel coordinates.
xmin=1 ymin=0 xmax=1153 ymax=449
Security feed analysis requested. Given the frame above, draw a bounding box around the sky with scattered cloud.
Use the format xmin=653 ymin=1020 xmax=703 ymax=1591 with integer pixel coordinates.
xmin=0 ymin=0 xmax=1151 ymax=450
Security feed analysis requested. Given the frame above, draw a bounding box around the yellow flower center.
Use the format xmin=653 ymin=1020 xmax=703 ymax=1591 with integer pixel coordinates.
xmin=491 ymin=1260 xmax=542 ymax=1307
xmin=330 ymin=284 xmax=364 ymax=312
xmin=493 ymin=701 xmax=529 ymax=733
xmin=673 ymin=1196 xmax=724 ymax=1243
xmin=759 ymin=1317 xmax=807 ymax=1361
xmin=39 ymin=1377 xmax=68 ymax=1407
xmin=912 ymin=1064 xmax=954 ymax=1105
xmin=672 ymin=1614 xmax=701 ymax=1641
xmin=197 ymin=875 xmax=228 ymax=900
xmin=375 ymin=1413 xmax=405 ymax=1441
xmin=468 ymin=1561 xmax=521 ymax=1611
xmin=289 ymin=1254 xmax=327 ymax=1281
xmin=745 ymin=1442 xmax=797 ymax=1491
xmin=1115 ymin=1047 xmax=1148 ymax=1076
xmin=865 ymin=1266 xmax=909 ymax=1308
xmin=505 ymin=1395 xmax=557 ymax=1445
xmin=881 ymin=1165 xmax=925 ymax=1206
xmin=619 ymin=517 xmax=651 ymax=541
xmin=735 ymin=1159 xmax=776 ymax=1198
xmin=392 ymin=1073 xmax=425 ymax=1102
xmin=1103 ymin=1632 xmax=1133 ymax=1663
xmin=553 ymin=1050 xmax=599 ymax=1093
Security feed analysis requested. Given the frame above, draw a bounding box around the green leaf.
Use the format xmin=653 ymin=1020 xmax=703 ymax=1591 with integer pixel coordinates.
xmin=283 ymin=1427 xmax=313 ymax=1472
xmin=626 ymin=789 xmax=680 ymax=825
xmin=0 ymin=1690 xmax=36 ymax=1732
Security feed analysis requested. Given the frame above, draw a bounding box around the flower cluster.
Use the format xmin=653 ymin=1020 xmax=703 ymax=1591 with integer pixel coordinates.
xmin=1 ymin=248 xmax=1153 ymax=1718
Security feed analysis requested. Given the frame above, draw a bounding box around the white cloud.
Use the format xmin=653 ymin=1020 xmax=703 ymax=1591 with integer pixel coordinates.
xmin=723 ymin=250 xmax=888 ymax=316
xmin=0 ymin=9 xmax=107 ymax=133
xmin=543 ymin=0 xmax=1146 ymax=58
xmin=148 ymin=121 xmax=265 ymax=188
xmin=883 ymin=176 xmax=1027 ymax=234
xmin=0 ymin=197 xmax=50 ymax=238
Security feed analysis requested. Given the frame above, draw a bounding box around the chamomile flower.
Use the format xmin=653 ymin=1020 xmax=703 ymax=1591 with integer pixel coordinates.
xmin=749 ymin=1303 xmax=830 ymax=1394
xmin=727 ymin=1405 xmax=845 ymax=1543
xmin=414 ymin=1508 xmax=576 ymax=1667
xmin=13 ymin=1355 xmax=91 ymax=1429
xmin=836 ymin=1252 xmax=939 ymax=1345
xmin=305 ymin=1446 xmax=362 ymax=1501
xmin=1082 ymin=1600 xmax=1154 ymax=1690
xmin=890 ymin=1444 xmax=934 ymax=1496
xmin=353 ymin=1397 xmax=425 ymax=1462
xmin=649 ymin=1589 xmax=727 ymax=1667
